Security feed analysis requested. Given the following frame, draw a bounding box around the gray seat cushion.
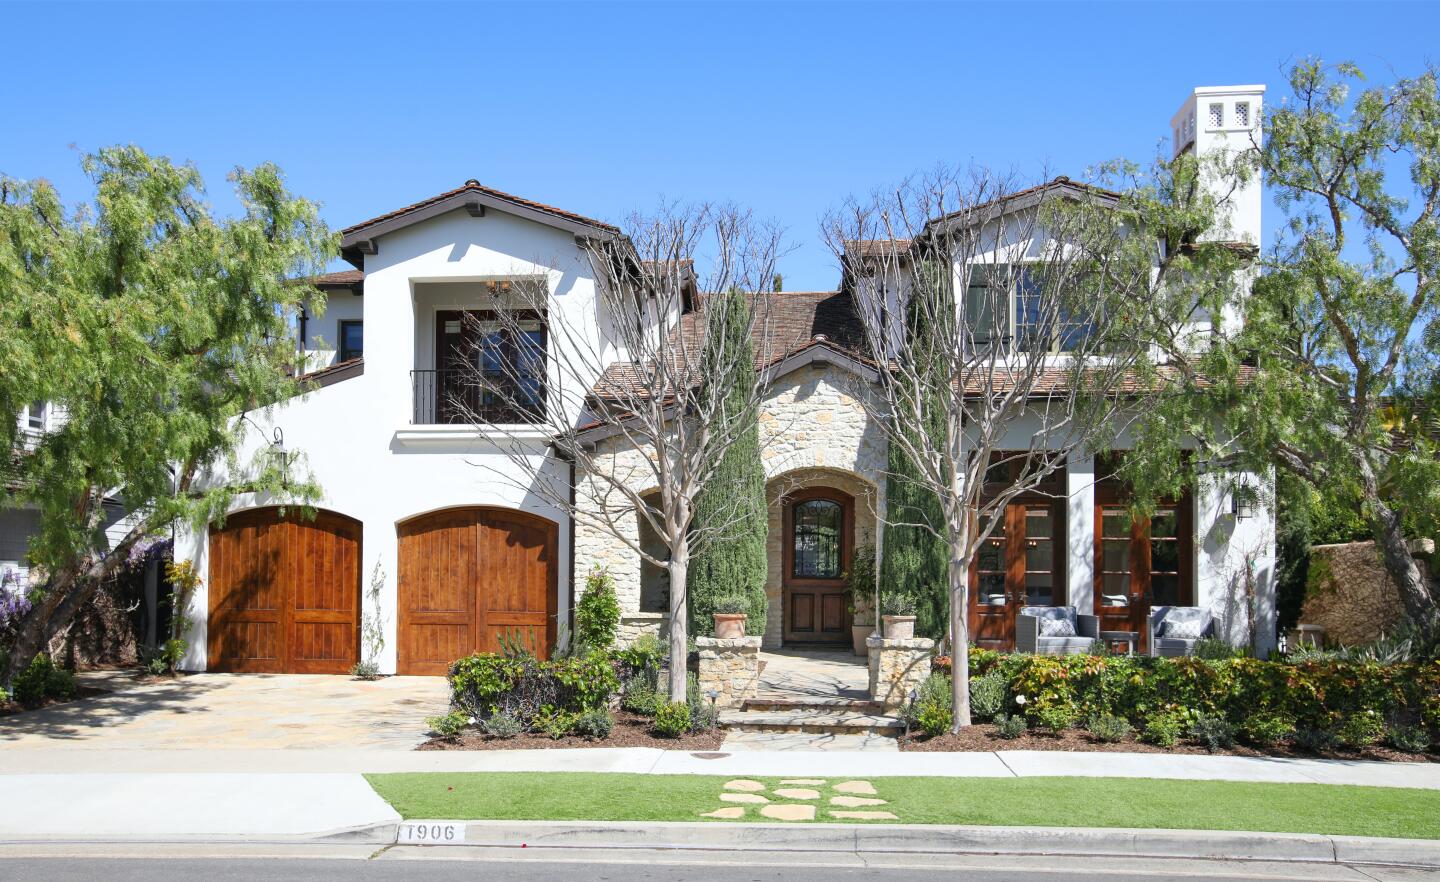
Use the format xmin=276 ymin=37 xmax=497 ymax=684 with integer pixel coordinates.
xmin=1034 ymin=636 xmax=1096 ymax=655
xmin=1153 ymin=637 xmax=1199 ymax=656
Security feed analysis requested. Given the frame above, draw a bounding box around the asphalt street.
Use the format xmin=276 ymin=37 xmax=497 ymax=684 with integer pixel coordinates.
xmin=4 ymin=851 xmax=1440 ymax=882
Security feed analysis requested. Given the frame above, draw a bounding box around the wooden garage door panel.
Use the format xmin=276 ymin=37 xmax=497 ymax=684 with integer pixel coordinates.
xmin=208 ymin=508 xmax=360 ymax=674
xmin=398 ymin=507 xmax=557 ymax=675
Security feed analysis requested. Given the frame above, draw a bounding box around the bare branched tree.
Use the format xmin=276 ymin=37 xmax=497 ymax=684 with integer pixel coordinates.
xmin=825 ymin=167 xmax=1194 ymax=730
xmin=452 ymin=204 xmax=784 ymax=701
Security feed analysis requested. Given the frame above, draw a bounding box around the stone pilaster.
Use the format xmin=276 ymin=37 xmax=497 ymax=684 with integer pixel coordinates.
xmin=694 ymin=636 xmax=762 ymax=709
xmin=866 ymin=635 xmax=935 ymax=710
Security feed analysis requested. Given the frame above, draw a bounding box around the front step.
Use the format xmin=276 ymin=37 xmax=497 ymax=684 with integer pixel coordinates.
xmin=742 ymin=697 xmax=885 ymax=714
xmin=719 ymin=707 xmax=904 ymax=736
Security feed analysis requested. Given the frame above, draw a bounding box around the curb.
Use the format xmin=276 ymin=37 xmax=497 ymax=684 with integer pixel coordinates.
xmin=436 ymin=820 xmax=1440 ymax=869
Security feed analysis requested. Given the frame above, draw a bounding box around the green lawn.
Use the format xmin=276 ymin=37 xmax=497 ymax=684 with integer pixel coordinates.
xmin=364 ymin=772 xmax=1440 ymax=840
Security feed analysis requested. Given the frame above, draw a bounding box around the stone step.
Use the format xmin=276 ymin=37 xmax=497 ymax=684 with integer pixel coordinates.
xmin=719 ymin=709 xmax=904 ymax=736
xmin=742 ymin=697 xmax=885 ymax=714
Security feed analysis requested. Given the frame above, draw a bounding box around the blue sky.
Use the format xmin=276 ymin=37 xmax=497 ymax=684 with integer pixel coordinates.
xmin=3 ymin=1 xmax=1436 ymax=290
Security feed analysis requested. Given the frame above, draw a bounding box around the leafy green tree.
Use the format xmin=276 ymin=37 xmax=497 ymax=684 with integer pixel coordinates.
xmin=0 ymin=146 xmax=333 ymax=687
xmin=1129 ymin=61 xmax=1440 ymax=624
xmin=687 ymin=287 xmax=768 ymax=636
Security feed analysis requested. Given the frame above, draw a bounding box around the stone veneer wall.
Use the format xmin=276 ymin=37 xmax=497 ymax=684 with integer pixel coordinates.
xmin=574 ymin=359 xmax=888 ymax=647
xmin=867 ymin=635 xmax=934 ymax=710
xmin=1299 ymin=540 xmax=1433 ymax=646
xmin=694 ymin=636 xmax=762 ymax=708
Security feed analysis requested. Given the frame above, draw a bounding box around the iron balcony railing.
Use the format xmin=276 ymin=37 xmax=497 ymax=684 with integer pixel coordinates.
xmin=410 ymin=369 xmax=545 ymax=425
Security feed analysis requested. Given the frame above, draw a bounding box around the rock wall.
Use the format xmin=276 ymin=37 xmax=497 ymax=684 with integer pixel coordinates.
xmin=1299 ymin=540 xmax=1430 ymax=646
xmin=575 ymin=360 xmax=887 ymax=648
xmin=867 ymin=635 xmax=934 ymax=710
xmin=694 ymin=636 xmax=761 ymax=708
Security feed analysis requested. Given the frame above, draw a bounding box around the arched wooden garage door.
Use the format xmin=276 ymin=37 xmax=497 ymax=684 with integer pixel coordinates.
xmin=397 ymin=507 xmax=557 ymax=675
xmin=207 ymin=508 xmax=361 ymax=674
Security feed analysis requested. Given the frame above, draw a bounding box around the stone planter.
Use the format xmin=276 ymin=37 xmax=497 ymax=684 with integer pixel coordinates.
xmin=713 ymin=613 xmax=747 ymax=639
xmin=882 ymin=615 xmax=916 ymax=640
xmin=851 ymin=624 xmax=874 ymax=657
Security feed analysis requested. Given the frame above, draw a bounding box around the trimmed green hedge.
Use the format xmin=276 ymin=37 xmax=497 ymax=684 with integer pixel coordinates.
xmin=921 ymin=650 xmax=1440 ymax=751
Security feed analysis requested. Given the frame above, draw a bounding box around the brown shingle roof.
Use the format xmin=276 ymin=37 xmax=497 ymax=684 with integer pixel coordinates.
xmin=342 ymin=179 xmax=620 ymax=237
xmin=311 ymin=269 xmax=364 ymax=287
xmin=589 ymin=290 xmax=867 ymax=401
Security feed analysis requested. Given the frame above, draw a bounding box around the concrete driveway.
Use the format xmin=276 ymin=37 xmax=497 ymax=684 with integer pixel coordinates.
xmin=0 ymin=670 xmax=449 ymax=751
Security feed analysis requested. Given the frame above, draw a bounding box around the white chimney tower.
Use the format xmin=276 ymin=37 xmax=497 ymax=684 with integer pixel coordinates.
xmin=1170 ymin=84 xmax=1266 ymax=246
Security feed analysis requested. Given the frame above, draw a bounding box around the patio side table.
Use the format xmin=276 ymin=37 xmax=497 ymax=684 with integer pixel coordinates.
xmin=1098 ymin=630 xmax=1140 ymax=656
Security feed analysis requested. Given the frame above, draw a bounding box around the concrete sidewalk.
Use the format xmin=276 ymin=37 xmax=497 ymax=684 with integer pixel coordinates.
xmin=4 ymin=747 xmax=1438 ymax=790
xmin=0 ymin=773 xmax=398 ymax=841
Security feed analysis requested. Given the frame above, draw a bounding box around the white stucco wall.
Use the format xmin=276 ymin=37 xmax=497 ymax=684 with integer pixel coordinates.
xmin=176 ymin=206 xmax=611 ymax=673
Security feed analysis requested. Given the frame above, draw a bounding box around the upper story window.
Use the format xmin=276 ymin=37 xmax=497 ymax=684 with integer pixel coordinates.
xmin=434 ymin=310 xmax=547 ymax=424
xmin=1234 ymin=101 xmax=1251 ymax=128
xmin=22 ymin=402 xmax=47 ymax=432
xmin=964 ymin=265 xmax=1093 ymax=354
xmin=1208 ymin=102 xmax=1224 ymax=128
xmin=339 ymin=321 xmax=363 ymax=363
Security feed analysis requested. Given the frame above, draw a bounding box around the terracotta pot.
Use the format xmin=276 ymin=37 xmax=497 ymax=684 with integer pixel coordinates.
xmin=882 ymin=615 xmax=916 ymax=640
xmin=713 ymin=613 xmax=747 ymax=639
xmin=851 ymin=625 xmax=874 ymax=656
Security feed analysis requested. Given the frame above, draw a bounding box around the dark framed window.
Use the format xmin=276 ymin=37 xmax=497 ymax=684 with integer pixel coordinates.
xmin=338 ymin=321 xmax=363 ymax=362
xmin=26 ymin=401 xmax=47 ymax=431
xmin=791 ymin=498 xmax=844 ymax=580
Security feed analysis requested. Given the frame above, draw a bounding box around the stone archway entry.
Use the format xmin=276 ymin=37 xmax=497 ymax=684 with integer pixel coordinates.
xmin=397 ymin=506 xmax=557 ymax=675
xmin=782 ymin=488 xmax=853 ymax=644
xmin=207 ymin=507 xmax=362 ymax=674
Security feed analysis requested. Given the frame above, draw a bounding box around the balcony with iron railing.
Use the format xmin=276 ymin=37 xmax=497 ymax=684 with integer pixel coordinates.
xmin=410 ymin=368 xmax=545 ymax=426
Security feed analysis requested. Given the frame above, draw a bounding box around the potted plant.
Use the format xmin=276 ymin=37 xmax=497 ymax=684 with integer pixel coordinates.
xmin=711 ymin=594 xmax=749 ymax=639
xmin=845 ymin=544 xmax=877 ymax=656
xmin=881 ymin=592 xmax=918 ymax=640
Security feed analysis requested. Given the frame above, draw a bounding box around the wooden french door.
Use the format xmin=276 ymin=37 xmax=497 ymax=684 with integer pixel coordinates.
xmin=782 ymin=488 xmax=853 ymax=644
xmin=969 ymin=500 xmax=1065 ymax=650
xmin=434 ymin=310 xmax=546 ymax=425
xmin=1094 ymin=493 xmax=1193 ymax=652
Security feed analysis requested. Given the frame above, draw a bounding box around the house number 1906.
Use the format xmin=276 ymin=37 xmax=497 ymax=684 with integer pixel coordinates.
xmin=398 ymin=822 xmax=464 ymax=844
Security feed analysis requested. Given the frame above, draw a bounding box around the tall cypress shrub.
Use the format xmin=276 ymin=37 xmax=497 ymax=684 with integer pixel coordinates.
xmin=880 ymin=261 xmax=952 ymax=639
xmin=688 ymin=289 xmax=768 ymax=637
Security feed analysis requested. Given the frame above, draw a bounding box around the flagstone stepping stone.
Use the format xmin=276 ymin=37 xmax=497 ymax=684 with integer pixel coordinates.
xmin=723 ymin=779 xmax=766 ymax=792
xmin=780 ymin=779 xmax=826 ymax=786
xmin=701 ymin=807 xmax=746 ymax=819
xmin=833 ymin=780 xmax=877 ymax=795
xmin=760 ymin=804 xmax=816 ymax=821
xmin=830 ymin=810 xmax=897 ymax=820
xmin=830 ymin=796 xmax=887 ymax=807
xmin=720 ymin=793 xmax=769 ymax=804
xmin=773 ymin=788 xmax=820 ymax=800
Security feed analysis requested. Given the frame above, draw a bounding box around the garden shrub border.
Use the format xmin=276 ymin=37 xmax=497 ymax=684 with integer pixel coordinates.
xmin=916 ymin=650 xmax=1439 ymax=754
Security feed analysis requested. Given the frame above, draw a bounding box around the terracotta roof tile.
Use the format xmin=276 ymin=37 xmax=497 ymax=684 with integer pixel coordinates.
xmin=589 ymin=290 xmax=867 ymax=402
xmin=342 ymin=180 xmax=619 ymax=237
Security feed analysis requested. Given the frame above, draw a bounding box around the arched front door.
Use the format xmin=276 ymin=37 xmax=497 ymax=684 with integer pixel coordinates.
xmin=397 ymin=506 xmax=557 ymax=675
xmin=782 ymin=488 xmax=853 ymax=645
xmin=207 ymin=507 xmax=361 ymax=673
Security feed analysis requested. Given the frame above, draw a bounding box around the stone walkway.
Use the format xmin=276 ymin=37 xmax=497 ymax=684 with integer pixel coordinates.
xmin=753 ymin=649 xmax=870 ymax=701
xmin=0 ymin=670 xmax=448 ymax=750
xmin=720 ymin=649 xmax=901 ymax=752
xmin=701 ymin=777 xmax=896 ymax=821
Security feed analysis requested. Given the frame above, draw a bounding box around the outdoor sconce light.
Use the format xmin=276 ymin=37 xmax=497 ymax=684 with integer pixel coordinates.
xmin=1231 ymin=483 xmax=1257 ymax=521
xmin=241 ymin=414 xmax=294 ymax=489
